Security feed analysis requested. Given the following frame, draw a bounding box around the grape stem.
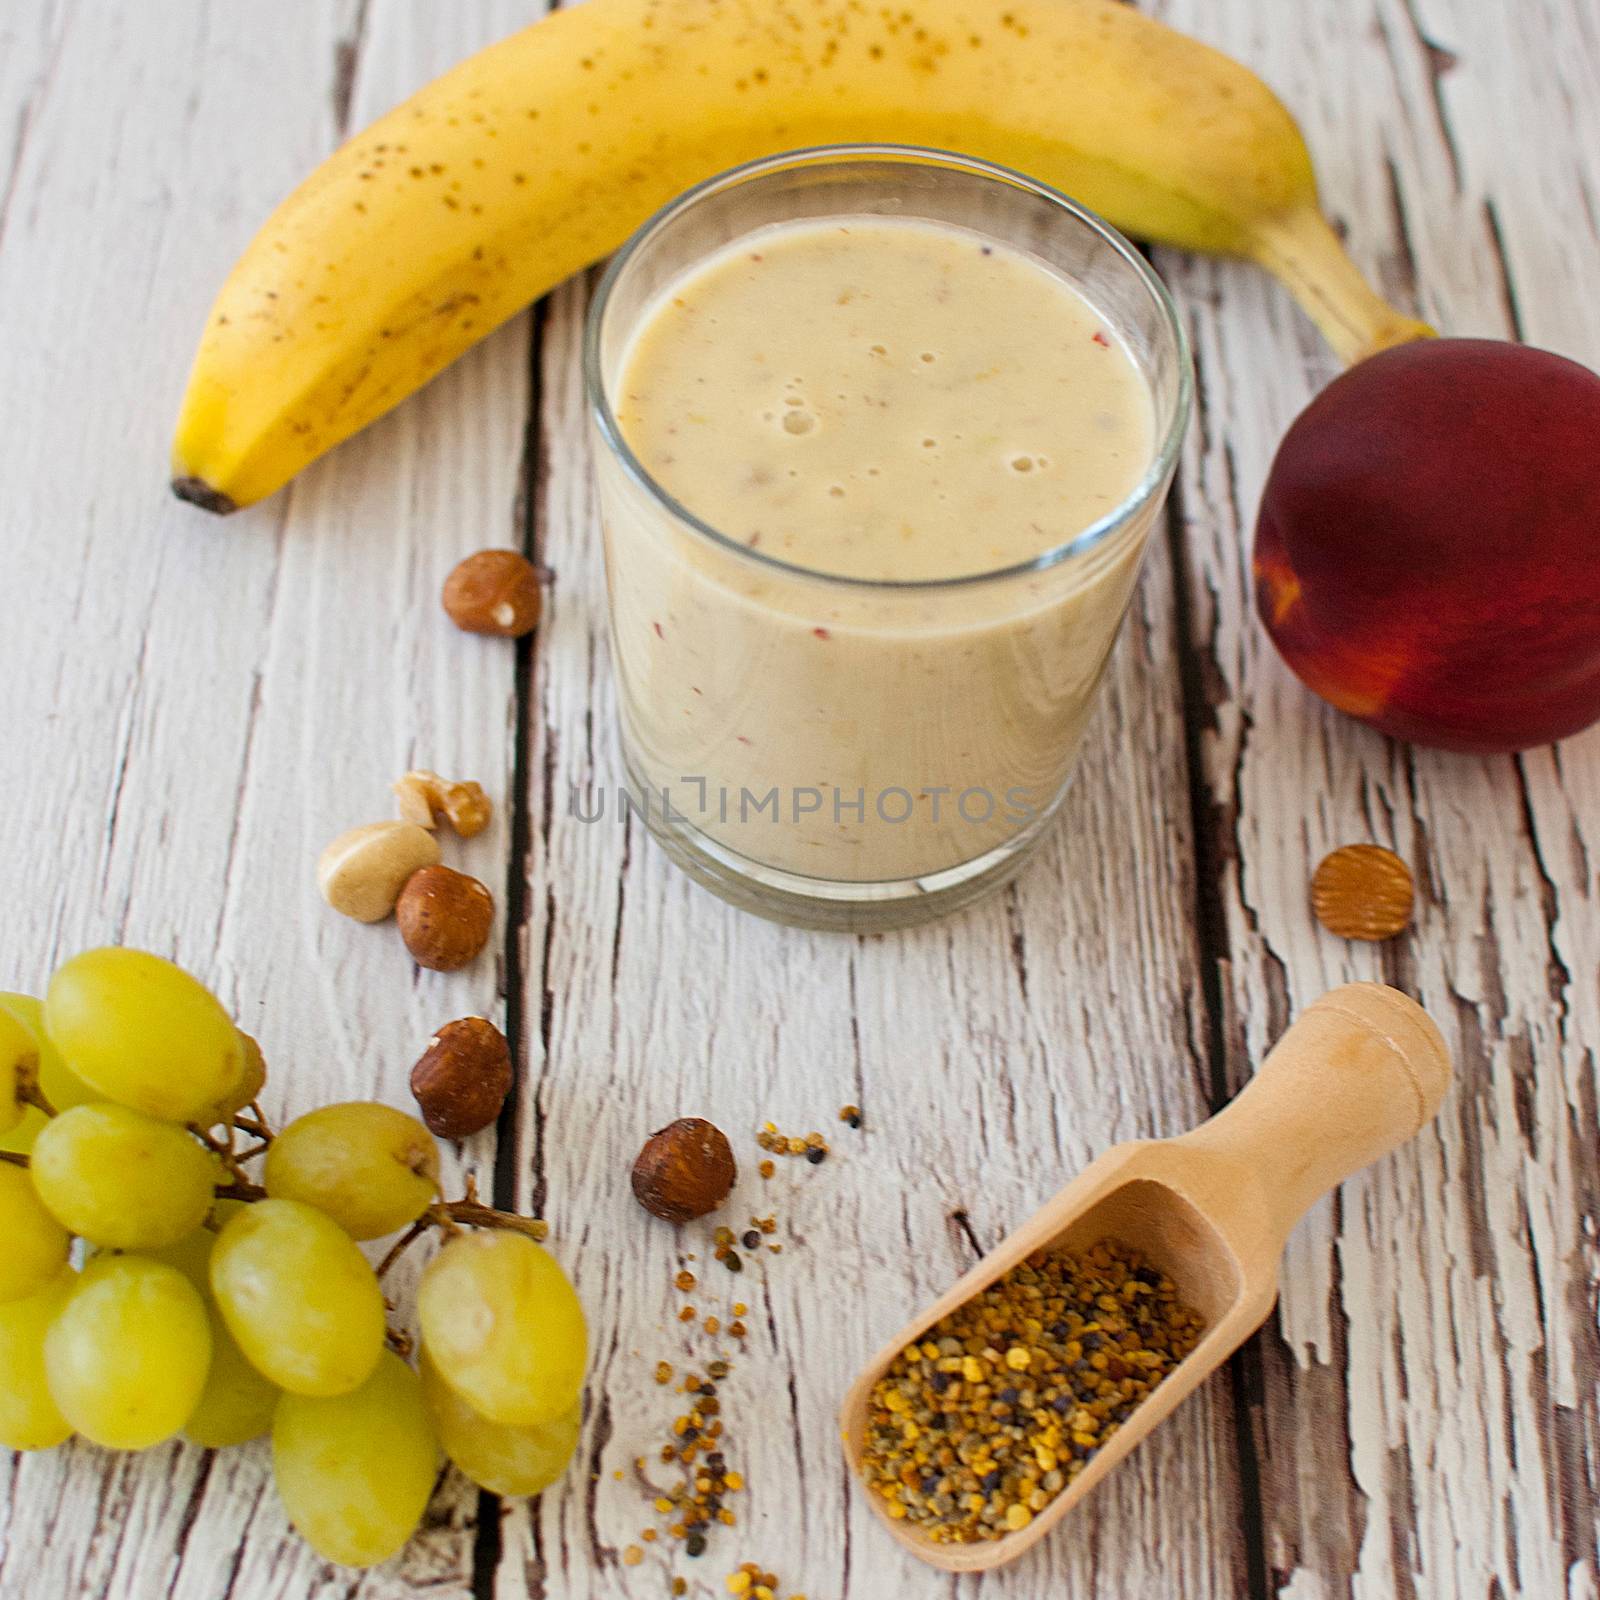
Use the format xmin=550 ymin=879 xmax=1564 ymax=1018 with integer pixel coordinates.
xmin=190 ymin=1124 xmax=230 ymax=1155
xmin=376 ymin=1220 xmax=430 ymax=1279
xmin=433 ymin=1196 xmax=549 ymax=1239
xmin=233 ymin=1103 xmax=275 ymax=1141
xmin=215 ymin=1177 xmax=268 ymax=1202
xmin=16 ymin=1059 xmax=55 ymax=1118
xmin=375 ymin=1176 xmax=549 ymax=1278
xmin=189 ymin=1104 xmax=275 ymax=1191
xmin=0 ymin=1150 xmax=26 ymax=1168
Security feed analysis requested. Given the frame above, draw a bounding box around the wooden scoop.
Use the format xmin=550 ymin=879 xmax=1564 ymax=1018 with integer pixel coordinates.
xmin=840 ymin=982 xmax=1450 ymax=1572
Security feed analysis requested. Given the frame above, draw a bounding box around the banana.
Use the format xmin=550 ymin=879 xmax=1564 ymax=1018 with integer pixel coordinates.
xmin=172 ymin=0 xmax=1429 ymax=512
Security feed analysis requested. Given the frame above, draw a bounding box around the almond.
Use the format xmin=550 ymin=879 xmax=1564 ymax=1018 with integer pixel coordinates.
xmin=1310 ymin=844 xmax=1415 ymax=941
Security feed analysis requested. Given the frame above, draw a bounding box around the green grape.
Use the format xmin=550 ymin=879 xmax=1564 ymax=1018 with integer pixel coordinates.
xmin=263 ymin=1102 xmax=440 ymax=1240
xmin=421 ymin=1347 xmax=579 ymax=1496
xmin=210 ymin=1198 xmax=385 ymax=1396
xmin=43 ymin=947 xmax=244 ymax=1123
xmin=146 ymin=1209 xmax=235 ymax=1287
xmin=273 ymin=1349 xmax=440 ymax=1567
xmin=0 ymin=1005 xmax=34 ymax=1135
xmin=0 ymin=1162 xmax=70 ymax=1303
xmin=195 ymin=1029 xmax=267 ymax=1130
xmin=150 ymin=1210 xmax=280 ymax=1447
xmin=31 ymin=1102 xmax=217 ymax=1249
xmin=417 ymin=1232 xmax=586 ymax=1427
xmin=0 ymin=1268 xmax=75 ymax=1449
xmin=185 ymin=1303 xmax=281 ymax=1448
xmin=0 ymin=993 xmax=97 ymax=1157
xmin=44 ymin=1254 xmax=211 ymax=1449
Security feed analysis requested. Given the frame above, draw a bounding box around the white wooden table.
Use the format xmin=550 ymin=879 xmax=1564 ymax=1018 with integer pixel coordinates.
xmin=2 ymin=2 xmax=1597 ymax=1596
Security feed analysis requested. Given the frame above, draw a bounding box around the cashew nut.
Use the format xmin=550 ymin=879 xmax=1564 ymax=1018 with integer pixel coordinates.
xmin=317 ymin=821 xmax=442 ymax=923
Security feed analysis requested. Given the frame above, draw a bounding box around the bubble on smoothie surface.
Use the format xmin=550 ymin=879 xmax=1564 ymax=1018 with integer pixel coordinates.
xmin=781 ymin=410 xmax=816 ymax=436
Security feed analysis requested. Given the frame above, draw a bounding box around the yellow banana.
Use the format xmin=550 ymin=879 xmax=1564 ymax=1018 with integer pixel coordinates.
xmin=172 ymin=0 xmax=1428 ymax=512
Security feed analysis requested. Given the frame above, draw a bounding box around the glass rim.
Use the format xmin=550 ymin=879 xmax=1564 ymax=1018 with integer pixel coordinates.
xmin=583 ymin=143 xmax=1193 ymax=593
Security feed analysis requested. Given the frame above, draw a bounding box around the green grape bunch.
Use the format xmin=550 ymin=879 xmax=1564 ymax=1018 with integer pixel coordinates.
xmin=0 ymin=948 xmax=585 ymax=1570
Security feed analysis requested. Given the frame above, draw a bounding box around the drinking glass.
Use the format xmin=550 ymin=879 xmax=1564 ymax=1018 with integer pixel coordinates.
xmin=585 ymin=146 xmax=1191 ymax=931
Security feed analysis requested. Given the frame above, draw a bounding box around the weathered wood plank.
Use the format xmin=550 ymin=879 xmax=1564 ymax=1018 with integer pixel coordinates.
xmin=1152 ymin=0 xmax=1600 ymax=1594
xmin=0 ymin=2 xmax=534 ymax=1596
xmin=0 ymin=0 xmax=66 ymax=254
xmin=3 ymin=0 xmax=1596 ymax=1596
xmin=494 ymin=250 xmax=1247 ymax=1593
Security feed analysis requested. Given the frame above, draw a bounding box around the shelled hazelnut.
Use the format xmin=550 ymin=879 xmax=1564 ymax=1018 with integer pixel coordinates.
xmin=442 ymin=549 xmax=542 ymax=637
xmin=396 ymin=865 xmax=494 ymax=971
xmin=632 ymin=1118 xmax=736 ymax=1222
xmin=410 ymin=1018 xmax=513 ymax=1138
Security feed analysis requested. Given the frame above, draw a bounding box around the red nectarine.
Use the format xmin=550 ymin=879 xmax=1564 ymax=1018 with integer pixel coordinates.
xmin=1255 ymin=337 xmax=1600 ymax=753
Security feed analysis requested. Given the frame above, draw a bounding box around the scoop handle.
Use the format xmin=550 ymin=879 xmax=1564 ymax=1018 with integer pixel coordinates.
xmin=1173 ymin=983 xmax=1451 ymax=1251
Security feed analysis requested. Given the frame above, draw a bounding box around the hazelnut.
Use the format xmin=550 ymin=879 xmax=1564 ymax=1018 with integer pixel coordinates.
xmin=442 ymin=549 xmax=542 ymax=637
xmin=631 ymin=1118 xmax=737 ymax=1223
xmin=318 ymin=821 xmax=442 ymax=922
xmin=411 ymin=1017 xmax=513 ymax=1138
xmin=396 ymin=865 xmax=494 ymax=971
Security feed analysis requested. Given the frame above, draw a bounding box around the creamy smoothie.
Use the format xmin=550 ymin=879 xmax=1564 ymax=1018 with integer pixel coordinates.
xmin=595 ymin=210 xmax=1165 ymax=891
xmin=616 ymin=220 xmax=1153 ymax=581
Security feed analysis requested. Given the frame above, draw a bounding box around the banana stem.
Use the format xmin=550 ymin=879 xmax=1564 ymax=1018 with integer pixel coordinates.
xmin=1249 ymin=205 xmax=1435 ymax=365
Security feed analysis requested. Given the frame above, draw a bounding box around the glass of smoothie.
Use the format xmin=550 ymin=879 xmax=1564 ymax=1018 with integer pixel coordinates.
xmin=585 ymin=146 xmax=1191 ymax=931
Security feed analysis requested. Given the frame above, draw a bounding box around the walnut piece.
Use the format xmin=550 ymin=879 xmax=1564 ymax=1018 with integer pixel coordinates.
xmin=392 ymin=770 xmax=493 ymax=838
